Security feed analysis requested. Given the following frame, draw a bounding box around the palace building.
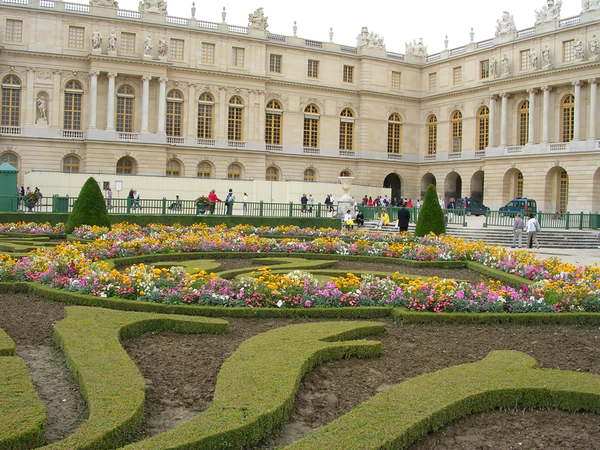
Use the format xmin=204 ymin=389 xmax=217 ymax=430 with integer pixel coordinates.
xmin=1 ymin=0 xmax=600 ymax=210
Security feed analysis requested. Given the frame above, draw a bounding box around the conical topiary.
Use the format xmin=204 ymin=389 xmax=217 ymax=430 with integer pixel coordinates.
xmin=66 ymin=177 xmax=111 ymax=233
xmin=415 ymin=184 xmax=445 ymax=237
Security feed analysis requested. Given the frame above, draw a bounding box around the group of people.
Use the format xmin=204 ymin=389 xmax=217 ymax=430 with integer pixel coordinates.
xmin=344 ymin=205 xmax=412 ymax=232
xmin=361 ymin=196 xmax=420 ymax=208
xmin=127 ymin=189 xmax=142 ymax=209
xmin=204 ymin=189 xmax=237 ymax=215
xmin=512 ymin=213 xmax=541 ymax=249
xmin=17 ymin=186 xmax=43 ymax=210
xmin=300 ymin=194 xmax=315 ymax=213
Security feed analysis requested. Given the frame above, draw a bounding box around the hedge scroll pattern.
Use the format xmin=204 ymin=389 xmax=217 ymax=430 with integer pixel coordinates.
xmin=287 ymin=351 xmax=600 ymax=449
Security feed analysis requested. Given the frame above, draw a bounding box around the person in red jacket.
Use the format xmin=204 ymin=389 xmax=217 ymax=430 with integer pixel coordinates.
xmin=207 ymin=189 xmax=221 ymax=214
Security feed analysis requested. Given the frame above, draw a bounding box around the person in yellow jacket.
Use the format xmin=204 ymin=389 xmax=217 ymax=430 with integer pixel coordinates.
xmin=377 ymin=210 xmax=390 ymax=229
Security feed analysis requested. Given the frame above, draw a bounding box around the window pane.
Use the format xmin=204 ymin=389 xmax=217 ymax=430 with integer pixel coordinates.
xmin=201 ymin=43 xmax=215 ymax=64
xmin=6 ymin=19 xmax=23 ymax=42
xmin=68 ymin=26 xmax=85 ymax=49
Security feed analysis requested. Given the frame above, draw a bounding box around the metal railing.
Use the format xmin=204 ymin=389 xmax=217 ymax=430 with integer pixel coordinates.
xmin=357 ymin=206 xmax=467 ymax=226
xmin=484 ymin=211 xmax=599 ymax=230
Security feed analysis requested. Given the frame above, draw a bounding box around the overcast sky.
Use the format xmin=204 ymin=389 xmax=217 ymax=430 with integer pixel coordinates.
xmin=87 ymin=0 xmax=582 ymax=53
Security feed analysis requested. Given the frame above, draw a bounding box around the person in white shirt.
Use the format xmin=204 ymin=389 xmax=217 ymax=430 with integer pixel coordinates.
xmin=242 ymin=193 xmax=248 ymax=215
xmin=343 ymin=210 xmax=354 ymax=230
xmin=526 ymin=214 xmax=540 ymax=249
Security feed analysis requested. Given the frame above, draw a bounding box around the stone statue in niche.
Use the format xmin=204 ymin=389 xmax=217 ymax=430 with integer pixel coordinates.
xmin=490 ymin=58 xmax=498 ymax=78
xmin=574 ymin=39 xmax=585 ymax=60
xmin=501 ymin=55 xmax=511 ymax=77
xmin=248 ymin=7 xmax=268 ymax=31
xmin=589 ymin=35 xmax=600 ymax=60
xmin=528 ymin=49 xmax=539 ymax=70
xmin=138 ymin=0 xmax=167 ymax=14
xmin=91 ymin=31 xmax=102 ymax=50
xmin=495 ymin=11 xmax=516 ymax=37
xmin=108 ymin=32 xmax=117 ymax=52
xmin=158 ymin=39 xmax=168 ymax=58
xmin=144 ymin=35 xmax=153 ymax=57
xmin=541 ymin=47 xmax=552 ymax=68
xmin=356 ymin=27 xmax=385 ymax=49
xmin=535 ymin=0 xmax=562 ymax=25
xmin=36 ymin=93 xmax=48 ymax=125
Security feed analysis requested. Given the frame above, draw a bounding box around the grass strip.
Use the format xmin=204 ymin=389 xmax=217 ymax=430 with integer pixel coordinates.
xmin=217 ymin=257 xmax=337 ymax=279
xmin=42 ymin=306 xmax=227 ymax=450
xmin=286 ymin=350 xmax=600 ymax=449
xmin=123 ymin=321 xmax=385 ymax=449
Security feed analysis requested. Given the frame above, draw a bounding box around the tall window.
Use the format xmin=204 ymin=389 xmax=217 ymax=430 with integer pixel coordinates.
xmin=520 ymin=49 xmax=531 ymax=71
xmin=304 ymin=168 xmax=315 ymax=182
xmin=166 ymin=159 xmax=181 ymax=176
xmin=340 ymin=169 xmax=352 ymax=177
xmin=387 ymin=113 xmax=402 ymax=154
xmin=232 ymin=47 xmax=245 ymax=67
xmin=197 ymin=92 xmax=214 ymax=139
xmin=116 ymin=156 xmax=135 ymax=175
xmin=197 ymin=161 xmax=212 ymax=178
xmin=169 ymin=39 xmax=184 ymax=60
xmin=201 ymin=42 xmax=215 ymax=64
xmin=307 ymin=60 xmax=319 ymax=78
xmin=266 ymin=166 xmax=279 ymax=181
xmin=63 ymin=80 xmax=83 ymax=130
xmin=227 ymin=163 xmax=242 ymax=180
xmin=227 ymin=96 xmax=243 ymax=141
xmin=1 ymin=75 xmax=21 ymax=127
xmin=480 ymin=60 xmax=490 ymax=79
xmin=450 ymin=111 xmax=463 ymax=153
xmin=428 ymin=72 xmax=437 ymax=91
xmin=453 ymin=67 xmax=462 ymax=85
xmin=62 ymin=155 xmax=80 ymax=173
xmin=562 ymin=40 xmax=575 ymax=63
xmin=477 ymin=106 xmax=489 ymax=150
xmin=516 ymin=172 xmax=524 ymax=198
xmin=120 ymin=32 xmax=136 ymax=54
xmin=391 ymin=71 xmax=401 ymax=89
xmin=339 ymin=108 xmax=354 ymax=150
xmin=269 ymin=54 xmax=282 ymax=73
xmin=518 ymin=100 xmax=530 ymax=145
xmin=265 ymin=99 xmax=282 ymax=145
xmin=166 ymin=89 xmax=183 ymax=137
xmin=427 ymin=114 xmax=438 ymax=155
xmin=5 ymin=19 xmax=23 ymax=42
xmin=561 ymin=94 xmax=575 ymax=142
xmin=303 ymin=104 xmax=319 ymax=148
xmin=343 ymin=65 xmax=354 ymax=83
xmin=68 ymin=26 xmax=85 ymax=49
xmin=559 ymin=169 xmax=569 ymax=213
xmin=116 ymin=85 xmax=134 ymax=132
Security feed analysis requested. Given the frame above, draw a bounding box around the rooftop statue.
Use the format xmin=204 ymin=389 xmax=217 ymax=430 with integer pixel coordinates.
xmin=535 ymin=0 xmax=562 ymax=25
xmin=405 ymin=38 xmax=427 ymax=58
xmin=495 ymin=11 xmax=516 ymax=37
xmin=357 ymin=27 xmax=385 ymax=50
xmin=138 ymin=0 xmax=167 ymax=14
xmin=90 ymin=0 xmax=118 ymax=7
xmin=582 ymin=0 xmax=600 ymax=12
xmin=248 ymin=7 xmax=268 ymax=31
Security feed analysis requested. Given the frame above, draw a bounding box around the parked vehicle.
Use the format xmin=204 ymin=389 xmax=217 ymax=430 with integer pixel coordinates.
xmin=499 ymin=198 xmax=538 ymax=216
xmin=466 ymin=201 xmax=490 ymax=216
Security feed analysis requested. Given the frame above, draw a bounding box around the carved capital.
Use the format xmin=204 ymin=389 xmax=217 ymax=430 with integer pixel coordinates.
xmin=588 ymin=78 xmax=599 ymax=86
xmin=142 ymin=75 xmax=152 ymax=82
xmin=89 ymin=71 xmax=100 ymax=78
xmin=573 ymin=80 xmax=584 ymax=87
xmin=527 ymin=88 xmax=538 ymax=95
xmin=541 ymin=85 xmax=552 ymax=92
xmin=107 ymin=72 xmax=118 ymax=79
xmin=501 ymin=92 xmax=510 ymax=99
xmin=159 ymin=77 xmax=168 ymax=83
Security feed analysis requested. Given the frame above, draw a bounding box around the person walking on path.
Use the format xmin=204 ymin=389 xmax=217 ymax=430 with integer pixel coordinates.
xmin=512 ymin=214 xmax=525 ymax=248
xmin=106 ymin=187 xmax=113 ymax=210
xmin=242 ymin=193 xmax=248 ymax=215
xmin=526 ymin=214 xmax=541 ymax=249
xmin=225 ymin=189 xmax=235 ymax=215
xmin=207 ymin=189 xmax=221 ymax=214
xmin=396 ymin=206 xmax=411 ymax=232
xmin=308 ymin=194 xmax=314 ymax=213
xmin=301 ymin=194 xmax=308 ymax=212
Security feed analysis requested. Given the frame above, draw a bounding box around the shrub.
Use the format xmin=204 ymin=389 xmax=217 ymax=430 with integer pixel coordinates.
xmin=65 ymin=178 xmax=110 ymax=234
xmin=415 ymin=184 xmax=445 ymax=237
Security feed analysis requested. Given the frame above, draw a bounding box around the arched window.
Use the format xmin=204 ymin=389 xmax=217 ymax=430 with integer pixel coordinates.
xmin=64 ymin=80 xmax=83 ymax=131
xmin=427 ymin=114 xmax=437 ymax=155
xmin=265 ymin=99 xmax=282 ymax=145
xmin=227 ymin=162 xmax=242 ymax=180
xmin=561 ymin=94 xmax=575 ymax=142
xmin=166 ymin=159 xmax=181 ymax=176
xmin=303 ymin=104 xmax=319 ymax=149
xmin=477 ymin=106 xmax=489 ymax=150
xmin=0 ymin=152 xmax=18 ymax=168
xmin=340 ymin=169 xmax=352 ymax=177
xmin=387 ymin=113 xmax=402 ymax=154
xmin=265 ymin=166 xmax=279 ymax=181
xmin=116 ymin=85 xmax=134 ymax=132
xmin=116 ymin=156 xmax=135 ymax=175
xmin=518 ymin=100 xmax=529 ymax=146
xmin=304 ymin=168 xmax=316 ymax=182
xmin=228 ymin=96 xmax=243 ymax=141
xmin=559 ymin=168 xmax=569 ymax=213
xmin=197 ymin=161 xmax=212 ymax=178
xmin=62 ymin=155 xmax=80 ymax=173
xmin=197 ymin=92 xmax=214 ymax=139
xmin=339 ymin=108 xmax=354 ymax=150
xmin=166 ymin=89 xmax=183 ymax=137
xmin=1 ymin=75 xmax=21 ymax=127
xmin=450 ymin=110 xmax=462 ymax=153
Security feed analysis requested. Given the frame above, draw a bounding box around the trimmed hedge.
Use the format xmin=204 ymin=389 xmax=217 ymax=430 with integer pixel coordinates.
xmin=216 ymin=257 xmax=337 ymax=279
xmin=0 ymin=329 xmax=46 ymax=450
xmin=0 ymin=213 xmax=340 ymax=229
xmin=44 ymin=307 xmax=227 ymax=450
xmin=286 ymin=350 xmax=600 ymax=449
xmin=415 ymin=184 xmax=445 ymax=237
xmin=123 ymin=321 xmax=385 ymax=449
xmin=466 ymin=261 xmax=535 ymax=288
xmin=66 ymin=177 xmax=111 ymax=234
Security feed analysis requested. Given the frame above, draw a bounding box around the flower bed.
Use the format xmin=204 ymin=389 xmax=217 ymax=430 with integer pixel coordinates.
xmin=0 ymin=222 xmax=599 ymax=313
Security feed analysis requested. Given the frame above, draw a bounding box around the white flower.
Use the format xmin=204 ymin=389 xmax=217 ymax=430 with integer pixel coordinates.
xmin=276 ymin=300 xmax=284 ymax=308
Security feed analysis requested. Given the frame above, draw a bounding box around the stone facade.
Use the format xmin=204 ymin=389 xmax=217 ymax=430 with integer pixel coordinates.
xmin=0 ymin=0 xmax=600 ymax=211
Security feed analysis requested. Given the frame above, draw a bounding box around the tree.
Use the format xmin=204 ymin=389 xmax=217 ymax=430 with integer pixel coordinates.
xmin=66 ymin=177 xmax=111 ymax=233
xmin=415 ymin=184 xmax=445 ymax=236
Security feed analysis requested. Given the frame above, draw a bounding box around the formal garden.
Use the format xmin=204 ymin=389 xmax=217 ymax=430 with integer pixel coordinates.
xmin=1 ymin=179 xmax=600 ymax=449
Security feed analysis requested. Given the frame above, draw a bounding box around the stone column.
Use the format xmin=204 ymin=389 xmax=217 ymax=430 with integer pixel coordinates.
xmin=217 ymin=87 xmax=227 ymax=140
xmin=25 ymin=68 xmax=35 ymax=126
xmin=588 ymin=79 xmax=597 ymax=140
xmin=157 ymin=77 xmax=167 ymax=134
xmin=500 ymin=93 xmax=509 ymax=147
xmin=187 ymin=83 xmax=197 ymax=138
xmin=573 ymin=80 xmax=583 ymax=140
xmin=488 ymin=95 xmax=497 ymax=147
xmin=542 ymin=86 xmax=552 ymax=144
xmin=88 ymin=71 xmax=99 ymax=129
xmin=106 ymin=72 xmax=117 ymax=131
xmin=527 ymin=88 xmax=536 ymax=145
xmin=141 ymin=75 xmax=151 ymax=133
xmin=51 ymin=71 xmax=61 ymax=128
